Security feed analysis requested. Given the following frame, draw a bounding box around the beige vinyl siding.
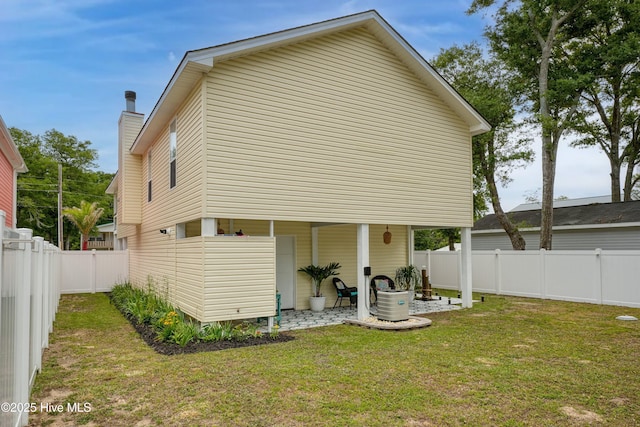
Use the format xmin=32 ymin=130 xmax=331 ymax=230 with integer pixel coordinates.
xmin=175 ymin=238 xmax=205 ymax=319
xmin=127 ymin=229 xmax=177 ymax=301
xmin=118 ymin=113 xmax=143 ymax=224
xmin=368 ymin=224 xmax=408 ymax=278
xmin=125 ymin=84 xmax=205 ymax=312
xmin=317 ymin=224 xmax=407 ymax=303
xmin=202 ymin=236 xmax=276 ymax=322
xmin=213 ymin=220 xmax=313 ymax=310
xmin=141 ymin=84 xmax=204 ymax=230
xmin=205 ymin=27 xmax=473 ymax=227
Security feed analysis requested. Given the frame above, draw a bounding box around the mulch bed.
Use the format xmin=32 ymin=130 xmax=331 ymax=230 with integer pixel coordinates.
xmin=116 ymin=308 xmax=294 ymax=356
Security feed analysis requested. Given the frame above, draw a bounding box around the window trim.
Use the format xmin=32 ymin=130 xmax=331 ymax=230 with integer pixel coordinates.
xmin=169 ymin=118 xmax=177 ymax=189
xmin=147 ymin=149 xmax=152 ymax=202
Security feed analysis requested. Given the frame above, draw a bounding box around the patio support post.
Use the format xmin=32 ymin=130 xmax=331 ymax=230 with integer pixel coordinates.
xmin=408 ymin=226 xmax=414 ymax=265
xmin=460 ymin=227 xmax=473 ymax=308
xmin=311 ymin=227 xmax=318 ymax=265
xmin=202 ymin=218 xmax=216 ymax=236
xmin=357 ymin=223 xmax=369 ymax=320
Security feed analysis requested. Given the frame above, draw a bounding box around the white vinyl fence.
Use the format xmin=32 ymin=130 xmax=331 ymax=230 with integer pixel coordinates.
xmin=414 ymin=249 xmax=640 ymax=308
xmin=59 ymin=250 xmax=128 ymax=294
xmin=1 ymin=213 xmax=60 ymax=427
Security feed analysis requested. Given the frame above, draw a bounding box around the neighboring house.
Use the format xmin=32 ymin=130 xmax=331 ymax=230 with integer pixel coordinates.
xmin=472 ymin=199 xmax=640 ymax=250
xmin=107 ymin=10 xmax=490 ymax=323
xmin=0 ymin=115 xmax=27 ymax=228
xmin=87 ymin=222 xmax=116 ymax=250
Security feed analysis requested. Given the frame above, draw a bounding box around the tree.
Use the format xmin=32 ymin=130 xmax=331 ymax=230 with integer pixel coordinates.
xmin=469 ymin=0 xmax=598 ymax=249
xmin=11 ymin=128 xmax=114 ymax=247
xmin=414 ymin=229 xmax=449 ymax=251
xmin=432 ymin=43 xmax=533 ymax=249
xmin=63 ymin=201 xmax=104 ymax=251
xmin=571 ymin=0 xmax=640 ymax=202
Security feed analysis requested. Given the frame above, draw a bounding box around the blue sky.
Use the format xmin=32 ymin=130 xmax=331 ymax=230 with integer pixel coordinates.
xmin=0 ymin=0 xmax=610 ymax=211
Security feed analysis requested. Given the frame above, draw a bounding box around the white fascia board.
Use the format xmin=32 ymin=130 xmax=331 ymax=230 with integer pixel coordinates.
xmin=105 ymin=172 xmax=118 ymax=194
xmin=369 ymin=17 xmax=491 ymax=136
xmin=188 ymin=12 xmax=376 ymax=64
xmin=0 ymin=115 xmax=27 ymax=172
xmin=131 ymin=10 xmax=490 ymax=154
xmin=130 ymin=58 xmax=213 ymax=155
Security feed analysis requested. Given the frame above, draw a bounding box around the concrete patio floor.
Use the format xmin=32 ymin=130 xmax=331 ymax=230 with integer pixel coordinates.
xmin=261 ymin=296 xmax=465 ymax=332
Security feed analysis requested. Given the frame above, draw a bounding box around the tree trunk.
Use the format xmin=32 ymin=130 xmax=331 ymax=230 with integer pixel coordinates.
xmin=448 ymin=235 xmax=456 ymax=251
xmin=488 ymin=183 xmax=526 ymax=250
xmin=538 ymin=31 xmax=555 ymax=250
xmin=610 ymin=160 xmax=621 ymax=202
xmin=480 ymin=144 xmax=526 ymax=250
xmin=540 ymin=141 xmax=557 ymax=250
xmin=623 ymin=122 xmax=640 ymax=201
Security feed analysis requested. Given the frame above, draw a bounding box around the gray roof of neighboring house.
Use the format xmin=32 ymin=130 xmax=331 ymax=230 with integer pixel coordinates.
xmin=509 ymin=195 xmax=612 ymax=212
xmin=473 ymin=200 xmax=640 ymax=231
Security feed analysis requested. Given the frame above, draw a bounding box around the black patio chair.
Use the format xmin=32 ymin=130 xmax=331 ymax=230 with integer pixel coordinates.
xmin=332 ymin=277 xmax=358 ymax=308
xmin=369 ymin=275 xmax=395 ymax=305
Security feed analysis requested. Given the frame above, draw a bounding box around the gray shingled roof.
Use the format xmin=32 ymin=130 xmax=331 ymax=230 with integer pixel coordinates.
xmin=473 ymin=200 xmax=640 ymax=231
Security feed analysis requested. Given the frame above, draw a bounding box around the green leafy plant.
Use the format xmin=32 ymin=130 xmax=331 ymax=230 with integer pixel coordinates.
xmin=298 ymin=262 xmax=341 ymax=297
xmin=111 ymin=283 xmax=273 ymax=347
xmin=394 ymin=265 xmax=421 ymax=291
xmin=170 ymin=320 xmax=201 ymax=347
xmin=62 ymin=200 xmax=104 ymax=250
xmin=201 ymin=322 xmax=235 ymax=342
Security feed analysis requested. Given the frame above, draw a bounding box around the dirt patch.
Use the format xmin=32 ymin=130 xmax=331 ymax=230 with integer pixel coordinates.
xmin=610 ymin=397 xmax=628 ymax=406
xmin=560 ymin=406 xmax=603 ymax=423
xmin=119 ymin=310 xmax=294 ymax=355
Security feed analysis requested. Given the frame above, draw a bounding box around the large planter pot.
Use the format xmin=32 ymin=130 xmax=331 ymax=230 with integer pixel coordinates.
xmin=309 ymin=296 xmax=326 ymax=312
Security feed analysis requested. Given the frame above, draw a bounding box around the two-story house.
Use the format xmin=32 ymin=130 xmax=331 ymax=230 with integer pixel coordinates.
xmin=108 ymin=10 xmax=490 ymax=323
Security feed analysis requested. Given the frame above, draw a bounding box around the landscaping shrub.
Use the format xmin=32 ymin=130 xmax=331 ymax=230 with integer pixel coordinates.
xmin=110 ymin=282 xmax=277 ymax=347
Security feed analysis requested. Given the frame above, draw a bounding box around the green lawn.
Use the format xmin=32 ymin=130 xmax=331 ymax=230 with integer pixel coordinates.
xmin=29 ymin=292 xmax=640 ymax=426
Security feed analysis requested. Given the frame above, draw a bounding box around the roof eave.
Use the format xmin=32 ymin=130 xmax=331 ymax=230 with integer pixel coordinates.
xmin=105 ymin=172 xmax=118 ymax=194
xmin=0 ymin=115 xmax=28 ymax=173
xmin=130 ymin=10 xmax=491 ymax=155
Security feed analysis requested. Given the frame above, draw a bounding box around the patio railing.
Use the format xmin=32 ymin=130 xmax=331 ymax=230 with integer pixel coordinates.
xmin=1 ymin=211 xmax=60 ymax=427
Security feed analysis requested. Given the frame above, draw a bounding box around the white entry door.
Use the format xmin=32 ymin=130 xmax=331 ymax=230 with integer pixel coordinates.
xmin=276 ymin=236 xmax=296 ymax=309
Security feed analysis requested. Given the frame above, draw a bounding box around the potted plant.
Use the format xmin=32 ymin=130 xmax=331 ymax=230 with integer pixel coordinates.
xmin=395 ymin=265 xmax=421 ymax=300
xmin=298 ymin=262 xmax=341 ymax=312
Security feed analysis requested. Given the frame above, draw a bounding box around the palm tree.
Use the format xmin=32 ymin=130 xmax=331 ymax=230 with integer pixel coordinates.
xmin=62 ymin=200 xmax=104 ymax=250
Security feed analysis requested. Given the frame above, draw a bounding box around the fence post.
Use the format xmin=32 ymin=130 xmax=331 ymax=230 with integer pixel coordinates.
xmin=16 ymin=228 xmax=33 ymax=427
xmin=31 ymin=237 xmax=44 ymax=385
xmin=595 ymin=248 xmax=603 ymax=304
xmin=42 ymin=243 xmax=51 ymax=346
xmin=91 ymin=249 xmax=97 ymax=293
xmin=494 ymin=249 xmax=501 ymax=295
xmin=540 ymin=249 xmax=547 ymax=299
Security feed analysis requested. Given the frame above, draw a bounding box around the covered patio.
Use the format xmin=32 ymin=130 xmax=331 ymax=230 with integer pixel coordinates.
xmin=260 ymin=295 xmax=466 ymax=332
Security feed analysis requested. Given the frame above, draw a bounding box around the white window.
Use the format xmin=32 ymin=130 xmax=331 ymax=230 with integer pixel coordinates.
xmin=169 ymin=119 xmax=177 ymax=189
xmin=147 ymin=150 xmax=152 ymax=202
